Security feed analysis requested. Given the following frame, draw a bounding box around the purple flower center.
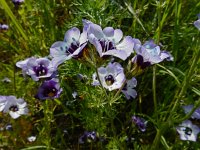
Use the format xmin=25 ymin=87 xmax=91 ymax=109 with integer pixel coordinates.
xmin=183 ymin=127 xmax=192 ymax=136
xmin=66 ymin=41 xmax=80 ymax=55
xmin=105 ymin=75 xmax=115 ymax=86
xmin=99 ymin=39 xmax=115 ymax=52
xmin=43 ymin=87 xmax=58 ymax=98
xmin=9 ymin=105 xmax=18 ymax=112
xmin=33 ymin=64 xmax=48 ymax=77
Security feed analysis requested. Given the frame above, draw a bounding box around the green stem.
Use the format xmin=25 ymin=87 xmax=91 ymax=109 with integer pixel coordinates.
xmin=43 ymin=100 xmax=53 ymax=150
xmin=169 ymin=47 xmax=200 ymax=117
xmin=110 ymin=79 xmax=127 ymax=104
xmin=153 ymin=65 xmax=157 ymax=117
xmin=175 ymin=98 xmax=200 ymax=123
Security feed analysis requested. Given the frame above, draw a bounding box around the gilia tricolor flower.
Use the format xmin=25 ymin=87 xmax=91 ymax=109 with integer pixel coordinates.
xmin=194 ymin=14 xmax=200 ymax=30
xmin=92 ymin=62 xmax=125 ymax=91
xmin=0 ymin=96 xmax=28 ymax=119
xmin=83 ymin=20 xmax=134 ymax=60
xmin=50 ymin=27 xmax=88 ymax=67
xmin=16 ymin=57 xmax=56 ymax=81
xmin=132 ymin=39 xmax=173 ymax=65
xmin=176 ymin=120 xmax=200 ymax=142
xmin=35 ymin=78 xmax=62 ymax=100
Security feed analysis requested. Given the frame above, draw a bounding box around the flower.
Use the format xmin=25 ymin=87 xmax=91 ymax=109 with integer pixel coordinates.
xmin=83 ymin=20 xmax=134 ymax=60
xmin=35 ymin=78 xmax=62 ymax=100
xmin=182 ymin=105 xmax=200 ymax=119
xmin=5 ymin=124 xmax=13 ymax=131
xmin=50 ymin=27 xmax=88 ymax=67
xmin=132 ymin=39 xmax=173 ymax=65
xmin=194 ymin=14 xmax=200 ymax=30
xmin=132 ymin=116 xmax=147 ymax=132
xmin=27 ymin=136 xmax=37 ymax=142
xmin=0 ymin=24 xmax=9 ymax=30
xmin=12 ymin=0 xmax=24 ymax=6
xmin=79 ymin=131 xmax=97 ymax=144
xmin=0 ymin=96 xmax=29 ymax=119
xmin=16 ymin=57 xmax=56 ymax=81
xmin=72 ymin=91 xmax=78 ymax=99
xmin=1 ymin=77 xmax=11 ymax=83
xmin=122 ymin=77 xmax=137 ymax=100
xmin=92 ymin=62 xmax=125 ymax=91
xmin=176 ymin=120 xmax=200 ymax=142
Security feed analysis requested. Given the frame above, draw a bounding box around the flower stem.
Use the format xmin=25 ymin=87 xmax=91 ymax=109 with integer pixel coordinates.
xmin=43 ymin=100 xmax=53 ymax=150
xmin=95 ymin=67 xmax=109 ymax=100
xmin=153 ymin=65 xmax=157 ymax=119
xmin=169 ymin=46 xmax=200 ymax=118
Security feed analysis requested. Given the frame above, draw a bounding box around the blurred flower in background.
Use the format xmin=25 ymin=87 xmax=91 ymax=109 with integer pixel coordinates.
xmin=132 ymin=115 xmax=147 ymax=132
xmin=0 ymin=24 xmax=9 ymax=30
xmin=79 ymin=131 xmax=97 ymax=144
xmin=194 ymin=14 xmax=200 ymax=30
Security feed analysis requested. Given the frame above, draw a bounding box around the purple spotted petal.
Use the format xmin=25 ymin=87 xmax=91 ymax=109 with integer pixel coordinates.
xmin=64 ymin=27 xmax=81 ymax=44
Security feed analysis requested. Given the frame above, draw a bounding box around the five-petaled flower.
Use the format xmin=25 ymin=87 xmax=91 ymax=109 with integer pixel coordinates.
xmin=176 ymin=120 xmax=200 ymax=142
xmin=132 ymin=39 xmax=173 ymax=65
xmin=35 ymin=78 xmax=62 ymax=100
xmin=83 ymin=20 xmax=134 ymax=60
xmin=50 ymin=27 xmax=88 ymax=67
xmin=92 ymin=62 xmax=125 ymax=91
xmin=16 ymin=57 xmax=56 ymax=81
xmin=122 ymin=77 xmax=137 ymax=100
xmin=0 ymin=96 xmax=29 ymax=119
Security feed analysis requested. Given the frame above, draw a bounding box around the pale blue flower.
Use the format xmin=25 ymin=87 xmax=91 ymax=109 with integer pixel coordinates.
xmin=16 ymin=57 xmax=56 ymax=81
xmin=0 ymin=96 xmax=29 ymax=119
xmin=176 ymin=120 xmax=200 ymax=142
xmin=50 ymin=27 xmax=88 ymax=67
xmin=133 ymin=39 xmax=173 ymax=65
xmin=83 ymin=20 xmax=134 ymax=60
xmin=194 ymin=14 xmax=200 ymax=30
xmin=92 ymin=62 xmax=125 ymax=91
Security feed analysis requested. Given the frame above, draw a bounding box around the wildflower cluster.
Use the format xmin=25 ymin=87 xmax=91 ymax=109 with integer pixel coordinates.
xmin=1 ymin=4 xmax=199 ymax=147
xmin=0 ymin=19 xmax=174 ymax=147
